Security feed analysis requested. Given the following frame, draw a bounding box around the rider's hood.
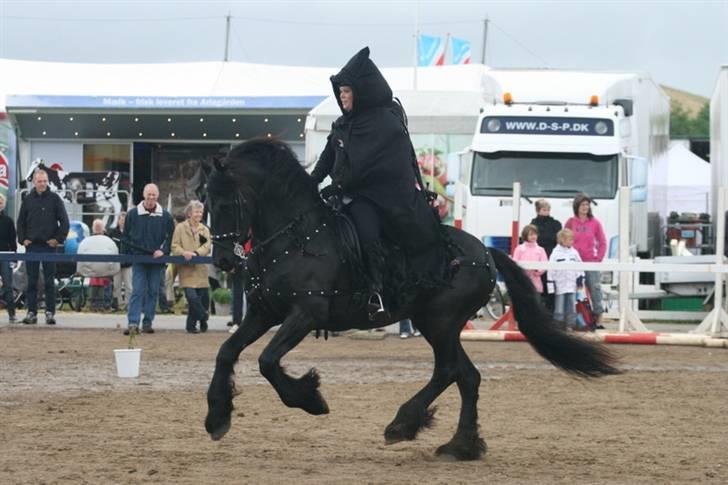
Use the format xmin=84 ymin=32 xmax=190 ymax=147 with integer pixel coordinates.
xmin=330 ymin=47 xmax=393 ymax=116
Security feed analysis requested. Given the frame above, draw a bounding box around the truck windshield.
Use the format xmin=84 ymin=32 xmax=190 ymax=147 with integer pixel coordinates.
xmin=471 ymin=151 xmax=618 ymax=199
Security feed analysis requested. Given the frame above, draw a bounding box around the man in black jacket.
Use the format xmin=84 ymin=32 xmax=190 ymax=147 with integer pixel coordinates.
xmin=16 ymin=169 xmax=69 ymax=325
xmin=0 ymin=193 xmax=17 ymax=322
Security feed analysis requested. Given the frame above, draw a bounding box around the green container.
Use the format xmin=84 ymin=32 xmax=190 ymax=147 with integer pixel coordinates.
xmin=661 ymin=297 xmax=705 ymax=311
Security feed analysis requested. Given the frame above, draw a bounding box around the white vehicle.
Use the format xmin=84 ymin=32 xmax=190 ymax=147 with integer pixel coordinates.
xmin=711 ymin=65 xmax=728 ymax=219
xmin=456 ymin=70 xmax=670 ymax=260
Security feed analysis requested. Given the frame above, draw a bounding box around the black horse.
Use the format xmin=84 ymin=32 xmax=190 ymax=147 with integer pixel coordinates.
xmin=204 ymin=138 xmax=620 ymax=461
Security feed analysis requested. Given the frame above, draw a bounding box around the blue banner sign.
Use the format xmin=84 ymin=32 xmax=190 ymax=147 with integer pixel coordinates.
xmin=481 ymin=116 xmax=614 ymax=136
xmin=6 ymin=95 xmax=327 ymax=110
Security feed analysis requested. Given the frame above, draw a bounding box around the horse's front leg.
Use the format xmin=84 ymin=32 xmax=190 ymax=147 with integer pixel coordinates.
xmin=206 ymin=309 xmax=274 ymax=440
xmin=258 ymin=307 xmax=329 ymax=415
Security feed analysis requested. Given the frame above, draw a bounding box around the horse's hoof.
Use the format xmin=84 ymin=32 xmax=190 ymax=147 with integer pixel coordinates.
xmin=435 ymin=436 xmax=487 ymax=461
xmin=384 ymin=424 xmax=413 ymax=445
xmin=206 ymin=416 xmax=231 ymax=441
xmin=302 ymin=392 xmax=330 ymax=416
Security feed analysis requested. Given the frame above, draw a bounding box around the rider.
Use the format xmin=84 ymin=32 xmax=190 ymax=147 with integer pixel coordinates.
xmin=311 ymin=47 xmax=442 ymax=320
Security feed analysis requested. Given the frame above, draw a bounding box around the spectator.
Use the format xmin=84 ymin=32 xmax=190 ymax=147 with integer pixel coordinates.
xmin=122 ymin=183 xmax=174 ymax=335
xmin=547 ymin=229 xmax=584 ymax=330
xmin=77 ymin=219 xmax=119 ymax=312
xmin=171 ymin=200 xmax=211 ymax=333
xmin=398 ymin=318 xmax=421 ymax=339
xmin=512 ymin=224 xmax=548 ymax=293
xmin=0 ymin=193 xmax=17 ymax=323
xmin=107 ymin=211 xmax=131 ymax=310
xmin=565 ymin=193 xmax=607 ymax=326
xmin=530 ymin=199 xmax=561 ymax=311
xmin=17 ymin=169 xmax=69 ymax=325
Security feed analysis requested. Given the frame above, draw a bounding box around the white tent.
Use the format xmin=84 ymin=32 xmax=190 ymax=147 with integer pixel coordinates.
xmin=0 ymin=58 xmax=491 ymax=111
xmin=650 ymin=142 xmax=711 ymax=217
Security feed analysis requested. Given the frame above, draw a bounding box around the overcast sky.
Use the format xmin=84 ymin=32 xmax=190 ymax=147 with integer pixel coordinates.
xmin=0 ymin=0 xmax=726 ymax=97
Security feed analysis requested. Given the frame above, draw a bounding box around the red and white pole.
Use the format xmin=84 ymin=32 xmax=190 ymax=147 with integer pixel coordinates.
xmin=489 ymin=181 xmax=521 ymax=331
xmin=510 ymin=181 xmax=521 ymax=255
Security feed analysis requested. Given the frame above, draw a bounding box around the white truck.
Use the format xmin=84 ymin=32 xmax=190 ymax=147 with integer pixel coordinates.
xmin=456 ymin=70 xmax=670 ymax=262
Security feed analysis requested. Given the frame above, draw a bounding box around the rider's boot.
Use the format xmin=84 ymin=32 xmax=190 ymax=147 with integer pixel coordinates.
xmin=363 ymin=243 xmax=390 ymax=323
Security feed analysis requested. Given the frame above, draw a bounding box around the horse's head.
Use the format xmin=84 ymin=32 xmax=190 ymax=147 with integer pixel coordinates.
xmin=207 ymin=137 xmax=318 ymax=270
xmin=207 ymin=157 xmax=253 ymax=271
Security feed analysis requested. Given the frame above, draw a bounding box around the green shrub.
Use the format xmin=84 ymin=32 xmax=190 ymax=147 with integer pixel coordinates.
xmin=211 ymin=287 xmax=232 ymax=304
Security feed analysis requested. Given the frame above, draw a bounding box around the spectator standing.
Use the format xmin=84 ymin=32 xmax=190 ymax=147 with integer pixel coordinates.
xmin=398 ymin=318 xmax=421 ymax=339
xmin=107 ymin=211 xmax=131 ymax=310
xmin=0 ymin=193 xmax=17 ymax=322
xmin=171 ymin=200 xmax=211 ymax=333
xmin=16 ymin=169 xmax=69 ymax=325
xmin=564 ymin=193 xmax=607 ymax=325
xmin=123 ymin=183 xmax=174 ymax=335
xmin=547 ymin=229 xmax=584 ymax=329
xmin=512 ymin=224 xmax=548 ymax=293
xmin=530 ymin=199 xmax=562 ymax=310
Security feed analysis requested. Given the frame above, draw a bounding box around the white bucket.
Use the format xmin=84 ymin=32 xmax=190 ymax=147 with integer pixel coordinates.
xmin=114 ymin=348 xmax=142 ymax=378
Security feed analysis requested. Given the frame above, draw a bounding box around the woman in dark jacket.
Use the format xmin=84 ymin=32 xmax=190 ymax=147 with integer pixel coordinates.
xmin=530 ymin=199 xmax=562 ymax=311
xmin=0 ymin=193 xmax=17 ymax=322
xmin=311 ymin=47 xmax=441 ymax=320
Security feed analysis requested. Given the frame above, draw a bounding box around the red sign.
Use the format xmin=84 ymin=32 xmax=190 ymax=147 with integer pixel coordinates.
xmin=0 ymin=151 xmax=9 ymax=188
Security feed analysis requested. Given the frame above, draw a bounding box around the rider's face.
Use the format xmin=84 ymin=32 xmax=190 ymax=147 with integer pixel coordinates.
xmin=339 ymin=86 xmax=353 ymax=112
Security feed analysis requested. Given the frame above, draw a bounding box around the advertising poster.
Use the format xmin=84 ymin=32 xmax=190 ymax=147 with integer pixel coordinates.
xmin=21 ymin=161 xmax=130 ymax=229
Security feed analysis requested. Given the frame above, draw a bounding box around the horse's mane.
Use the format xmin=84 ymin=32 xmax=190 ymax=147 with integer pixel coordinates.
xmin=226 ymin=137 xmax=318 ymax=201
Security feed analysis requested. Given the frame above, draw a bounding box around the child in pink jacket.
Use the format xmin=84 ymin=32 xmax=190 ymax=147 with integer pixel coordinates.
xmin=513 ymin=224 xmax=548 ymax=293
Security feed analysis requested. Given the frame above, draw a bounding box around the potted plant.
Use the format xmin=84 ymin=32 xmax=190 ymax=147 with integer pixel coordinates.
xmin=212 ymin=287 xmax=232 ymax=316
xmin=113 ymin=327 xmax=142 ymax=378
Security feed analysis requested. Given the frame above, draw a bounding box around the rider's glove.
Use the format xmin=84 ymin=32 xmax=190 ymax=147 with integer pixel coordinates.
xmin=320 ymin=184 xmax=343 ymax=200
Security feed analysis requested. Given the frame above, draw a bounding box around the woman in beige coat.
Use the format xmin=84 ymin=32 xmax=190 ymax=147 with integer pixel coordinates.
xmin=172 ymin=200 xmax=212 ymax=333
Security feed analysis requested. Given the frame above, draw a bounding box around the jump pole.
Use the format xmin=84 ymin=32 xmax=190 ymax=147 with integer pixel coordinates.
xmin=489 ymin=182 xmax=520 ymax=331
xmin=694 ymin=185 xmax=728 ymax=336
xmin=618 ymin=186 xmax=648 ymax=332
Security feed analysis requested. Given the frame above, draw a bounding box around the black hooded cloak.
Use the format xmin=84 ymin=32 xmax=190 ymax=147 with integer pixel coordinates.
xmin=311 ymin=47 xmax=441 ymax=257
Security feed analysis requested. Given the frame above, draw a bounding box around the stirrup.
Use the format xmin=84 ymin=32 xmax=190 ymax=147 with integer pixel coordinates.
xmin=368 ymin=292 xmax=386 ymax=315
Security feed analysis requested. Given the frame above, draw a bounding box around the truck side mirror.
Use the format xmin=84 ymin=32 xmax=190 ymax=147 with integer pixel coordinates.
xmin=614 ymin=99 xmax=634 ymax=117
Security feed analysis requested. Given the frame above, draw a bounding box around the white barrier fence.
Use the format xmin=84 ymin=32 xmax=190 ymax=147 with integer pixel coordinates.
xmin=509 ymin=186 xmax=728 ymax=338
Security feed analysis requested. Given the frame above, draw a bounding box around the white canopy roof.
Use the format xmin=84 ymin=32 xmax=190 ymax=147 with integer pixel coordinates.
xmin=0 ymin=58 xmax=491 ymax=111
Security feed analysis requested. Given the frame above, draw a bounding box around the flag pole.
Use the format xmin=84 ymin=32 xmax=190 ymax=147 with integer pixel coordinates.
xmin=481 ymin=17 xmax=489 ymax=64
xmin=443 ymin=33 xmax=450 ymax=65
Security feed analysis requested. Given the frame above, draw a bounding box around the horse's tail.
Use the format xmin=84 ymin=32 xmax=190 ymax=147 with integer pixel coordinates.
xmin=489 ymin=248 xmax=621 ymax=378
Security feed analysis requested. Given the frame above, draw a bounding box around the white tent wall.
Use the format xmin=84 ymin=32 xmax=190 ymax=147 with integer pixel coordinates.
xmin=649 ymin=142 xmax=711 ymax=219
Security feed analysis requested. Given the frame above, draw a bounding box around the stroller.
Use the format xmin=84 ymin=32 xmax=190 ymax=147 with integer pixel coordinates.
xmin=575 ymin=286 xmax=596 ymax=332
xmin=11 ymin=259 xmax=86 ymax=312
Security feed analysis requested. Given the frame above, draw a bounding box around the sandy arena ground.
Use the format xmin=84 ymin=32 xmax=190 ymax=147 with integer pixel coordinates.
xmin=1 ymin=326 xmax=727 ymax=484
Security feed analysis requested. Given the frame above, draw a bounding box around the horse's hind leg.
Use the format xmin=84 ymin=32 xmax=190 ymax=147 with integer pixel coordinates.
xmin=205 ymin=310 xmax=273 ymax=441
xmin=258 ymin=308 xmax=329 ymax=415
xmin=384 ymin=324 xmax=460 ymax=445
xmin=385 ymin=323 xmax=486 ymax=461
xmin=434 ymin=343 xmax=486 ymax=461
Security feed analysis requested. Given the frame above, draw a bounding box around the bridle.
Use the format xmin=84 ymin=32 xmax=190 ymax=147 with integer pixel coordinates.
xmin=210 ymin=190 xmax=250 ymax=262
